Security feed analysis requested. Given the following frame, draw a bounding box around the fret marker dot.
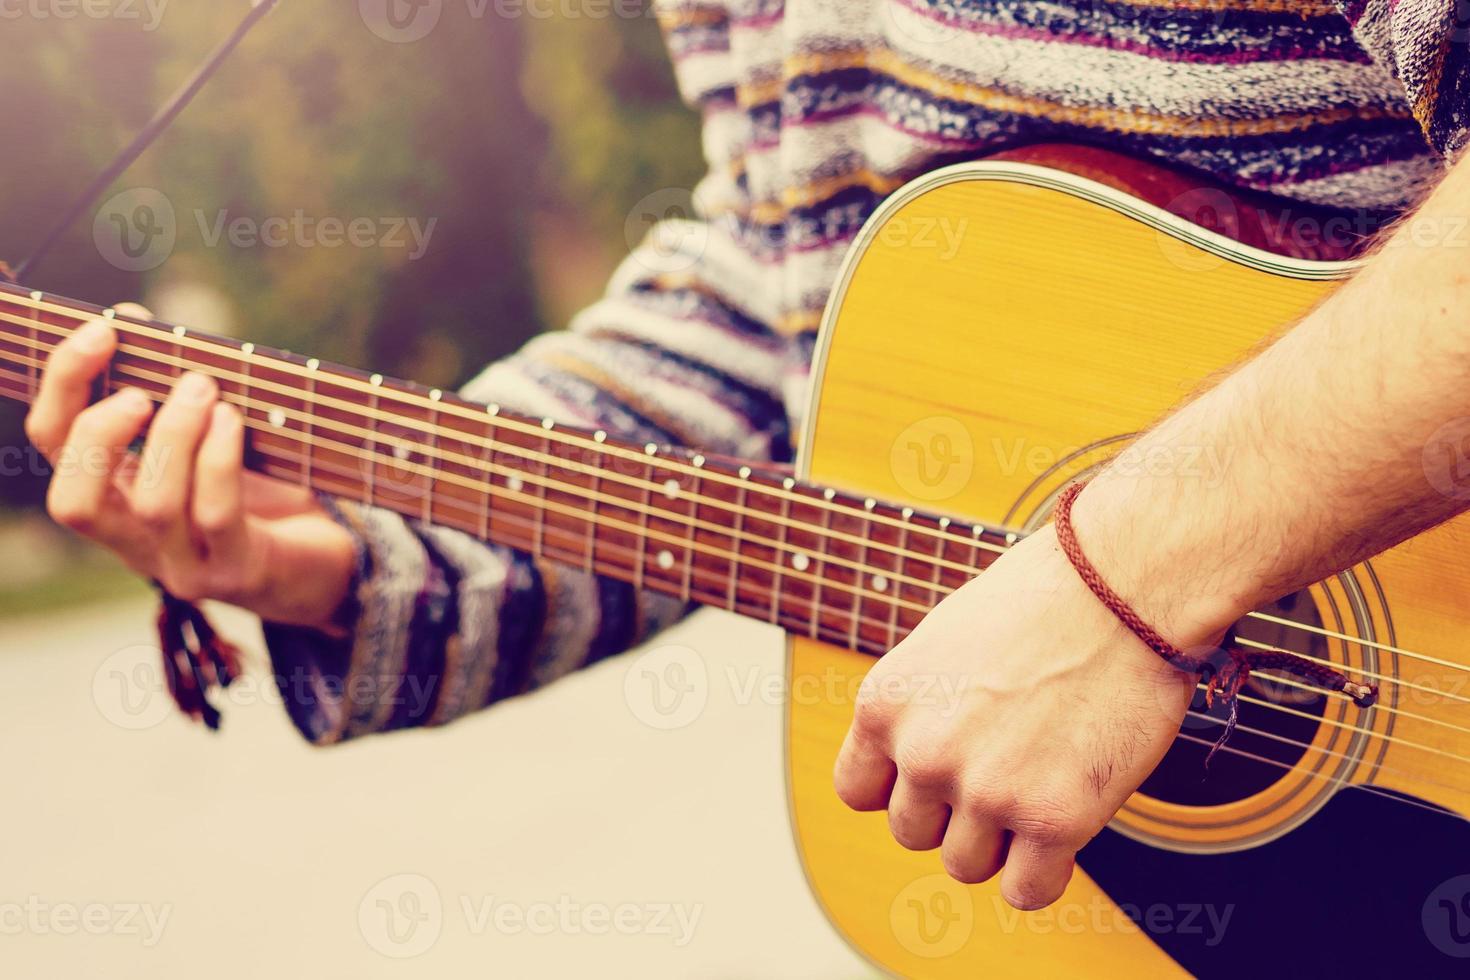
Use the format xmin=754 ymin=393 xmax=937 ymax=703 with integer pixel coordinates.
xmin=28 ymin=291 xmax=42 ymax=301
xmin=739 ymin=466 xmax=751 ymax=480
xmin=1005 ymin=532 xmax=1018 ymax=546
xmin=102 ymin=308 xmax=116 ymax=319
xmin=541 ymin=417 xmax=554 ymax=430
xmin=430 ymin=388 xmax=443 ymax=401
xmin=594 ymin=430 xmax=607 ymax=444
xmin=306 ymin=358 xmax=320 ymax=371
xmin=783 ymin=477 xmax=796 ymax=490
xmin=823 ymin=488 xmax=836 ymax=501
xmin=507 ymin=475 xmax=523 ymax=493
xmin=488 ymin=403 xmax=501 ymax=416
xmin=864 ymin=498 xmax=876 ymax=511
xmin=268 ymin=408 xmax=285 ymax=429
xmin=692 ymin=454 xmax=705 ymax=468
xmin=173 ymin=326 xmax=186 ymax=338
xmin=370 ymin=373 xmax=383 ymax=386
xmin=242 ymin=343 xmax=255 ymax=356
xmin=872 ymin=575 xmax=889 ymax=592
xmin=902 ymin=507 xmax=914 ymax=520
xmin=656 ymin=549 xmax=675 ymax=571
xmin=663 ymin=479 xmax=679 ymax=500
xmin=394 ymin=444 xmax=411 ymax=461
xmin=645 ymin=443 xmax=659 ymax=456
xmin=939 ymin=517 xmax=951 ymax=529
xmin=791 ymin=553 xmax=810 ymax=572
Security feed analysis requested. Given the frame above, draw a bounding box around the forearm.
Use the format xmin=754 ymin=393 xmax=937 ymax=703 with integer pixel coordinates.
xmin=1072 ymin=153 xmax=1470 ymax=645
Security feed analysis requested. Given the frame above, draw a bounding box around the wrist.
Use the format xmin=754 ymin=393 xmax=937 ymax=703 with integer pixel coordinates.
xmin=247 ymin=520 xmax=356 ymax=637
xmin=1063 ymin=475 xmax=1265 ymax=649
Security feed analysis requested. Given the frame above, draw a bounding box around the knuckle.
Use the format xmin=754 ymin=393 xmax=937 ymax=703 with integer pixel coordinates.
xmin=133 ymin=496 xmax=181 ymax=530
xmin=894 ymin=740 xmax=953 ymax=789
xmin=851 ymin=687 xmax=900 ymax=739
xmin=46 ymin=493 xmax=95 ymax=535
xmin=1010 ymin=806 xmax=1087 ymax=848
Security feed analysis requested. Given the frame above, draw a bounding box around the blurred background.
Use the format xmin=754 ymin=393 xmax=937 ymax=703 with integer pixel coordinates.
xmin=0 ymin=4 xmax=869 ymax=976
xmin=0 ymin=1 xmax=702 ymax=609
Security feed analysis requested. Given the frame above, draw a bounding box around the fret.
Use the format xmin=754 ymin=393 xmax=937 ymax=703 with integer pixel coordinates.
xmin=849 ymin=499 xmax=875 ymax=649
xmin=585 ymin=429 xmax=605 ymax=573
xmin=808 ymin=488 xmax=837 ymax=640
xmin=727 ymin=466 xmax=751 ymax=610
xmin=480 ymin=403 xmax=499 ymax=541
xmin=26 ymin=291 xmax=42 ymax=399
xmin=364 ymin=373 xmax=383 ymax=508
xmin=301 ymin=357 xmax=319 ymax=487
xmin=770 ymin=477 xmax=794 ymax=625
xmin=532 ymin=418 xmax=556 ymax=560
xmin=633 ymin=442 xmax=657 ymax=589
xmin=888 ymin=509 xmax=912 ymax=649
xmin=929 ymin=518 xmax=949 ymax=606
xmin=682 ymin=454 xmax=703 ymax=603
xmin=422 ymin=389 xmax=443 ymax=524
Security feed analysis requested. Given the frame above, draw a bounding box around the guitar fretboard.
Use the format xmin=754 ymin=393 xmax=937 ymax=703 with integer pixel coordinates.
xmin=0 ymin=281 xmax=1011 ymax=653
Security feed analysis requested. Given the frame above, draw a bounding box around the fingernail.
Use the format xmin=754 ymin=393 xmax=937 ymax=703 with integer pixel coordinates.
xmin=118 ymin=388 xmax=152 ymax=413
xmin=74 ymin=319 xmax=113 ymax=353
xmin=177 ymin=372 xmax=215 ymax=403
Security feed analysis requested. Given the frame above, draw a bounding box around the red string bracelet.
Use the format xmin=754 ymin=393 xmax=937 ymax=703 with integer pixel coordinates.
xmin=1051 ymin=482 xmax=1378 ymax=763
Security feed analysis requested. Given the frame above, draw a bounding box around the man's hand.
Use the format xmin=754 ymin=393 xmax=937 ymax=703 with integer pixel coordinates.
xmin=834 ymin=524 xmax=1202 ymax=910
xmin=24 ymin=307 xmax=356 ymax=632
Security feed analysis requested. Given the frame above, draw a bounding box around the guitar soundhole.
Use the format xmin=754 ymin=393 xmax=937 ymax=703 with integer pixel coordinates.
xmin=1138 ymin=590 xmax=1332 ymax=807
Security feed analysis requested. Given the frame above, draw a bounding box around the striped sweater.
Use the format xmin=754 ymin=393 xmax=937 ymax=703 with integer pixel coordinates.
xmin=264 ymin=0 xmax=1468 ymax=744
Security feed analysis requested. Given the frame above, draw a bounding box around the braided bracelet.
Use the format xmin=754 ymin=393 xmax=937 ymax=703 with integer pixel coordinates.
xmin=1051 ymin=482 xmax=1377 ymax=760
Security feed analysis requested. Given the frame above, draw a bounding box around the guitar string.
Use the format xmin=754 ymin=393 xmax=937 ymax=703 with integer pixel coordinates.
xmin=0 ymin=336 xmax=1457 ymax=697
xmin=1180 ymin=706 xmax=1470 ymax=807
xmin=2 ymin=373 xmax=1467 ymax=776
xmin=0 ymin=317 xmax=1001 ymax=581
xmin=2 ymin=295 xmax=1015 ymax=554
xmin=0 ymin=316 xmax=1458 ymax=683
xmin=8 ymin=368 xmax=1470 ymax=761
xmin=1166 ymin=730 xmax=1467 ymax=824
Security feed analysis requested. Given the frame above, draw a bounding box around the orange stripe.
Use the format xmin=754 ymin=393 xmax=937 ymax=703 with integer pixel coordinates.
xmin=738 ymin=47 xmax=1412 ymax=140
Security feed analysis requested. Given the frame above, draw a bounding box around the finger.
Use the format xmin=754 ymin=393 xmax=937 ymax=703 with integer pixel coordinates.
xmin=886 ymin=780 xmax=950 ymax=851
xmin=192 ymin=402 xmax=247 ymax=555
xmin=999 ymin=837 xmax=1077 ymax=910
xmin=941 ymin=813 xmax=1008 ymax=884
xmin=132 ymin=371 xmax=218 ymax=538
xmin=112 ymin=303 xmax=153 ymax=319
xmin=24 ymin=317 xmax=117 ymax=460
xmin=45 ymin=387 xmax=154 ymax=542
xmin=834 ymin=728 xmax=898 ymax=812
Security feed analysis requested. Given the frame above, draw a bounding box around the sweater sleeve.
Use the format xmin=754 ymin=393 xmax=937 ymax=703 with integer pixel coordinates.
xmin=1339 ymin=1 xmax=1470 ymax=161
xmin=261 ymin=216 xmax=800 ymax=745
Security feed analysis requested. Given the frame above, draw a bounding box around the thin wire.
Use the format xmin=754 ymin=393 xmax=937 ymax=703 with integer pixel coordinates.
xmin=5 ymin=364 xmax=1470 ymax=767
xmin=0 ymin=314 xmax=1002 ymax=581
xmin=0 ymin=318 xmax=1463 ymax=685
xmin=3 ymin=294 xmax=1011 ymax=553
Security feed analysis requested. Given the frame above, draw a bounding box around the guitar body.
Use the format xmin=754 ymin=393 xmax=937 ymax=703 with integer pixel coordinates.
xmin=788 ymin=150 xmax=1470 ymax=976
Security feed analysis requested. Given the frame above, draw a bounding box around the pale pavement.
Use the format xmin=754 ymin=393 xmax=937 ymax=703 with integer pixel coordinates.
xmin=0 ymin=600 xmax=874 ymax=978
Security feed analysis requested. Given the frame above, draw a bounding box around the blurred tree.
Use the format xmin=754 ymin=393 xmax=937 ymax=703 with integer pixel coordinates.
xmin=0 ymin=1 xmax=701 ymax=509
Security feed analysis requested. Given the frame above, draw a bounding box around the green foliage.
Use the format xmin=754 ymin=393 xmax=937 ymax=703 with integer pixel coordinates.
xmin=0 ymin=2 xmax=702 ymax=508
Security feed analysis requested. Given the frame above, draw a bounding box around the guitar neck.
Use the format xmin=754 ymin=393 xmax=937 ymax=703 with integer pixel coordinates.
xmin=0 ymin=281 xmax=1006 ymax=653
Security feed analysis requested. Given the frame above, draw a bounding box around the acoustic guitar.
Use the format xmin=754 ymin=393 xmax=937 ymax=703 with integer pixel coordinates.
xmin=1 ymin=145 xmax=1467 ymax=977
